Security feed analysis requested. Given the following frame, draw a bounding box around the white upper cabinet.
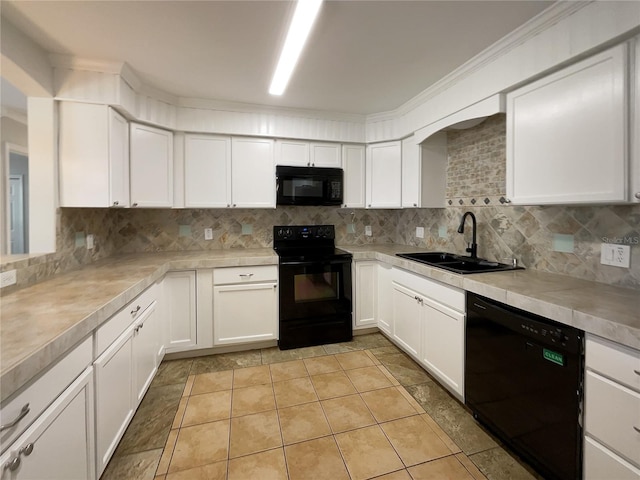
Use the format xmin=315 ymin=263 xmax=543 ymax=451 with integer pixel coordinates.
xmin=342 ymin=144 xmax=366 ymax=208
xmin=366 ymin=141 xmax=402 ymax=208
xmin=231 ymin=137 xmax=275 ymax=208
xmin=633 ymin=36 xmax=640 ymax=203
xmin=276 ymin=140 xmax=310 ymax=167
xmin=506 ymin=44 xmax=629 ymax=205
xmin=309 ymin=142 xmax=342 ymax=167
xmin=130 ymin=123 xmax=174 ymax=208
xmin=59 ymin=103 xmax=129 ymax=208
xmin=276 ymin=140 xmax=341 ymax=167
xmin=184 ymin=134 xmax=231 ymax=207
xmin=402 ymin=133 xmax=447 ymax=208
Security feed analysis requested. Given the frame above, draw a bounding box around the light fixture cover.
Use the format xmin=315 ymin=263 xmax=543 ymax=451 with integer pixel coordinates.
xmin=269 ymin=0 xmax=323 ymax=96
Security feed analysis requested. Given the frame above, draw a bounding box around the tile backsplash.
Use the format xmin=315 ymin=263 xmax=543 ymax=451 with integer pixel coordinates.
xmin=2 ymin=114 xmax=638 ymax=291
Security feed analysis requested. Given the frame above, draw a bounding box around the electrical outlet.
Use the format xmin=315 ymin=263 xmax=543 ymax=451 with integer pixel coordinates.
xmin=204 ymin=228 xmax=213 ymax=240
xmin=600 ymin=243 xmax=631 ymax=268
xmin=347 ymin=223 xmax=355 ymax=234
xmin=241 ymin=224 xmax=253 ymax=235
xmin=179 ymin=225 xmax=191 ymax=237
xmin=75 ymin=232 xmax=85 ymax=247
xmin=416 ymin=227 xmax=424 ymax=239
xmin=0 ymin=270 xmax=17 ymax=288
xmin=86 ymin=234 xmax=94 ymax=250
xmin=365 ymin=225 xmax=372 ymax=236
xmin=438 ymin=226 xmax=447 ymax=238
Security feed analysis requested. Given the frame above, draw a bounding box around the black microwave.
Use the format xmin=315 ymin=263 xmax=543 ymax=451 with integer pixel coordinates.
xmin=276 ymin=166 xmax=343 ymax=206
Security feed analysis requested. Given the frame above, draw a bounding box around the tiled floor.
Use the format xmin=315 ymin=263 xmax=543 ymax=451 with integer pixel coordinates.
xmin=102 ymin=334 xmax=541 ymax=480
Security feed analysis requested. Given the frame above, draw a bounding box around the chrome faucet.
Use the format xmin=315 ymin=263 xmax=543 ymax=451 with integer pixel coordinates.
xmin=457 ymin=212 xmax=478 ymax=259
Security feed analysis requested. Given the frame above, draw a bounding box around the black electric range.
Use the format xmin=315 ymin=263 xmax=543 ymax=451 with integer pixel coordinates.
xmin=273 ymin=225 xmax=353 ymax=350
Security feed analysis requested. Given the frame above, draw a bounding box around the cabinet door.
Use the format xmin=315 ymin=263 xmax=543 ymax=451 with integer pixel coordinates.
xmin=342 ymin=144 xmax=365 ymax=208
xmin=213 ymin=282 xmax=277 ymax=345
xmin=163 ymin=271 xmax=197 ymax=353
xmin=94 ymin=326 xmax=134 ymax=477
xmin=366 ymin=141 xmax=402 ymax=208
xmin=184 ymin=135 xmax=231 ymax=207
xmin=421 ymin=299 xmax=465 ymax=398
xmin=0 ymin=368 xmax=95 ymax=480
xmin=59 ymin=102 xmax=125 ymax=208
xmin=133 ymin=302 xmax=160 ymax=405
xmin=231 ymin=137 xmax=275 ymax=208
xmin=108 ymin=107 xmax=130 ymax=207
xmin=310 ymin=142 xmax=342 ymax=167
xmin=276 ymin=140 xmax=309 ymax=166
xmin=584 ymin=436 xmax=640 ymax=480
xmin=130 ymin=123 xmax=174 ymax=207
xmin=391 ymin=282 xmax=421 ymax=358
xmin=507 ymin=44 xmax=628 ymax=204
xmin=354 ymin=262 xmax=376 ymax=329
xmin=401 ymin=136 xmax=420 ymax=208
xmin=376 ymin=263 xmax=393 ymax=335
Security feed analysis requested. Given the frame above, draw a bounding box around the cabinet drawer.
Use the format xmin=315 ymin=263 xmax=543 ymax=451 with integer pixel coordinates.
xmin=586 ymin=335 xmax=640 ymax=392
xmin=585 ymin=370 xmax=640 ymax=467
xmin=96 ymin=283 xmax=158 ymax=356
xmin=0 ymin=337 xmax=92 ymax=453
xmin=213 ymin=266 xmax=277 ymax=285
xmin=585 ymin=436 xmax=640 ymax=480
xmin=392 ymin=267 xmax=464 ymax=311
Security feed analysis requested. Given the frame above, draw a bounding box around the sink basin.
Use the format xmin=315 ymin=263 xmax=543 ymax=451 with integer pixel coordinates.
xmin=396 ymin=252 xmax=523 ymax=274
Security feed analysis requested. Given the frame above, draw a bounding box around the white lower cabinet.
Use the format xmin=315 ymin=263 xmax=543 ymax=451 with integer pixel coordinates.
xmin=0 ymin=367 xmax=95 ymax=480
xmin=213 ymin=266 xmax=278 ymax=345
xmin=392 ymin=282 xmax=423 ymax=358
xmin=162 ymin=271 xmax=197 ymax=353
xmin=420 ymin=297 xmax=465 ymax=397
xmin=376 ymin=263 xmax=393 ymax=335
xmin=94 ymin=324 xmax=135 ymax=477
xmin=93 ymin=288 xmax=161 ymax=478
xmin=354 ymin=261 xmax=377 ymax=329
xmin=391 ymin=268 xmax=465 ymax=399
xmin=584 ymin=334 xmax=640 ymax=479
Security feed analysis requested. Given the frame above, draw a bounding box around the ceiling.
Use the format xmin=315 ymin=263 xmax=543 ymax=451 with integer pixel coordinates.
xmin=2 ymin=0 xmax=553 ymax=116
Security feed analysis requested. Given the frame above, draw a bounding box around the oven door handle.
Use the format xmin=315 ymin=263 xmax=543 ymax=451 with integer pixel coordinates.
xmin=279 ymin=259 xmax=352 ymax=267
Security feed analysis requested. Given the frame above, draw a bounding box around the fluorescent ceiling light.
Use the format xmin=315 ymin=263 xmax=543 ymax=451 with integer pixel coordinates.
xmin=269 ymin=0 xmax=323 ymax=96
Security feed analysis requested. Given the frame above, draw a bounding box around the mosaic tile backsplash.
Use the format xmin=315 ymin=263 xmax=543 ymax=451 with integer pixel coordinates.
xmin=2 ymin=114 xmax=638 ymax=291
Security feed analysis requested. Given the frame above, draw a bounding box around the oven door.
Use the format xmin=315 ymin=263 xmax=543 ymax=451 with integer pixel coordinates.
xmin=279 ymin=258 xmax=352 ymax=322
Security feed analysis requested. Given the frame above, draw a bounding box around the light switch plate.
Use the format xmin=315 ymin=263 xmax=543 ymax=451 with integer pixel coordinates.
xmin=438 ymin=226 xmax=447 ymax=238
xmin=365 ymin=225 xmax=372 ymax=236
xmin=600 ymin=243 xmax=630 ymax=268
xmin=416 ymin=227 xmax=425 ymax=239
xmin=204 ymin=228 xmax=213 ymax=240
xmin=552 ymin=234 xmax=574 ymax=253
xmin=86 ymin=234 xmax=94 ymax=250
xmin=0 ymin=270 xmax=17 ymax=288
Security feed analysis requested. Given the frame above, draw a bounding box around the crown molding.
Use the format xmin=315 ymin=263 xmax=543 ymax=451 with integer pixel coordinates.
xmin=366 ymin=1 xmax=590 ymax=124
xmin=1 ymin=106 xmax=27 ymax=124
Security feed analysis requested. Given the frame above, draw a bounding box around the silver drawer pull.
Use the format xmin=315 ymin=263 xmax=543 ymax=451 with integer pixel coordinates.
xmin=0 ymin=403 xmax=30 ymax=432
xmin=634 ymin=369 xmax=640 ymax=376
xmin=131 ymin=305 xmax=141 ymax=315
xmin=3 ymin=457 xmax=20 ymax=471
xmin=19 ymin=443 xmax=34 ymax=456
xmin=239 ymin=273 xmax=254 ymax=278
xmin=634 ymin=426 xmax=640 ymax=434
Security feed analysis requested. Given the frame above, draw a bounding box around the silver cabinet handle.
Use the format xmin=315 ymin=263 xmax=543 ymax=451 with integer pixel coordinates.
xmin=368 ymin=204 xmax=372 ymax=207
xmin=635 ymin=192 xmax=640 ymax=199
xmin=3 ymin=457 xmax=20 ymax=471
xmin=504 ymin=198 xmax=512 ymax=203
xmin=132 ymin=202 xmax=138 ymax=207
xmin=0 ymin=403 xmax=30 ymax=431
xmin=227 ymin=204 xmax=231 ymax=208
xmin=239 ymin=273 xmax=254 ymax=278
xmin=131 ymin=305 xmax=141 ymax=315
xmin=232 ymin=204 xmax=237 ymax=207
xmin=634 ymin=369 xmax=640 ymax=376
xmin=19 ymin=443 xmax=34 ymax=456
xmin=113 ymin=201 xmax=119 ymax=206
xmin=634 ymin=426 xmax=640 ymax=434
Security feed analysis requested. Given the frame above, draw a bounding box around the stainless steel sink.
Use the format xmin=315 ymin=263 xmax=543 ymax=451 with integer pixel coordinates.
xmin=396 ymin=252 xmax=522 ymax=274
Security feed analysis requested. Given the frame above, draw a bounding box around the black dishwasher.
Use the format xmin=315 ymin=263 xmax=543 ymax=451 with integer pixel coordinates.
xmin=465 ymin=293 xmax=584 ymax=480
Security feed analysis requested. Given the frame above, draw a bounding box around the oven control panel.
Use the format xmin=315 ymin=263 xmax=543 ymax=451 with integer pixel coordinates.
xmin=274 ymin=225 xmax=335 ymax=241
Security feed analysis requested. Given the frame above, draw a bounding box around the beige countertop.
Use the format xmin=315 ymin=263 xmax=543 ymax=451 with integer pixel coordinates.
xmin=1 ymin=245 xmax=638 ymax=402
